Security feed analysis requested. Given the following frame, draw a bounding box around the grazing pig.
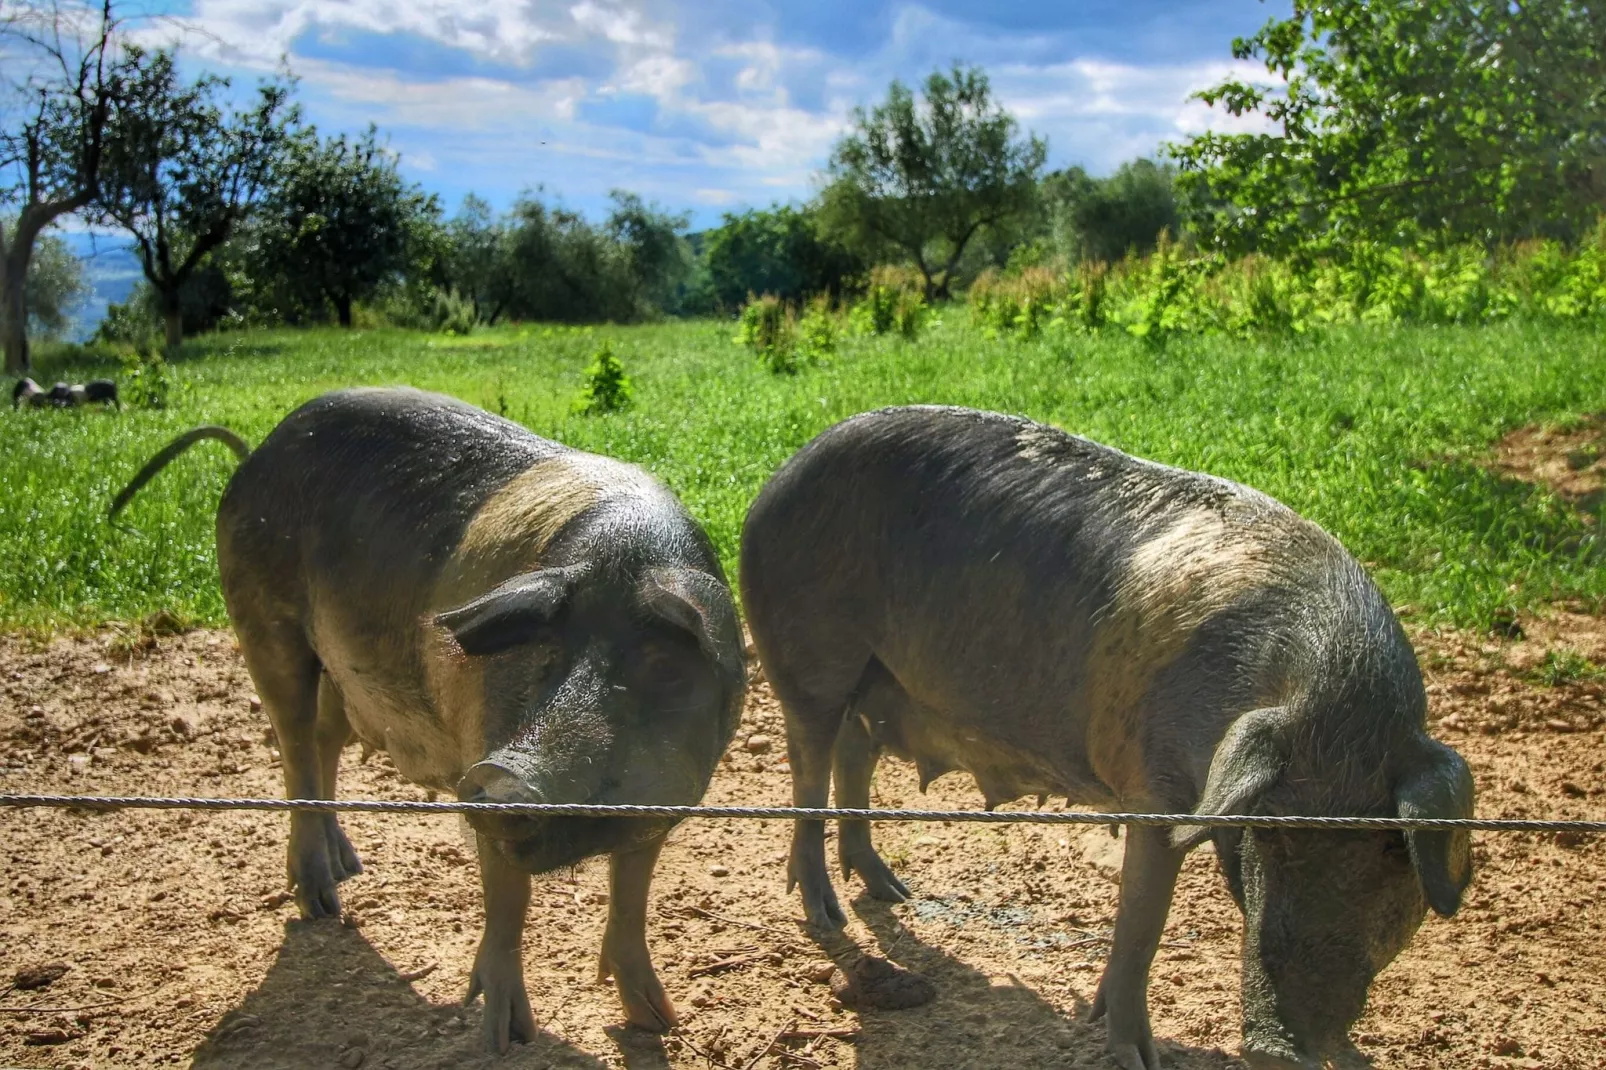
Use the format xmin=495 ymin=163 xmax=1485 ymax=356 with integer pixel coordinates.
xmin=83 ymin=378 xmax=120 ymax=408
xmin=111 ymin=387 xmax=745 ymax=1052
xmin=45 ymin=381 xmax=73 ymax=406
xmin=740 ymin=406 xmax=1474 ymax=1070
xmin=11 ymin=377 xmax=42 ymax=408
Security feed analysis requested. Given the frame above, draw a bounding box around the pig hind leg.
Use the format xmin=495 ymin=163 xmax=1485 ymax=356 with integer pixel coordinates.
xmin=238 ymin=621 xmax=349 ymax=919
xmin=833 ymin=667 xmax=910 ymax=902
xmin=314 ymin=674 xmax=362 ymax=882
xmin=765 ymin=640 xmax=872 ymax=929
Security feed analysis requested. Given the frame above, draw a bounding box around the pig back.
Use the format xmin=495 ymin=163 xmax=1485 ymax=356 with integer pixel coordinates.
xmin=743 ymin=406 xmax=1393 ymax=806
xmin=216 ymin=387 xmax=561 ymax=631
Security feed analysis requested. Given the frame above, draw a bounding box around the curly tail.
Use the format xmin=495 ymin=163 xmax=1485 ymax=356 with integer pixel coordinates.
xmin=109 ymin=425 xmax=253 ymax=521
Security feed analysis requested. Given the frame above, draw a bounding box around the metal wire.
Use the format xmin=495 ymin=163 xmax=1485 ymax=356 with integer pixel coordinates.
xmin=0 ymin=793 xmax=1601 ymax=833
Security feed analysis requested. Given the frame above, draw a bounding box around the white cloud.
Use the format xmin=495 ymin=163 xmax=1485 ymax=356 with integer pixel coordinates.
xmin=120 ymin=0 xmax=1284 ymax=219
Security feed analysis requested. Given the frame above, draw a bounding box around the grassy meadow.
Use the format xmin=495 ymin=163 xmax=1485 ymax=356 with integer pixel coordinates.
xmin=2 ymin=316 xmax=1604 ymax=633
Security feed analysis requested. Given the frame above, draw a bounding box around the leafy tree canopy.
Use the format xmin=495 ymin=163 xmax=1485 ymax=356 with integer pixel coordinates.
xmin=1171 ymin=0 xmax=1606 ymax=253
xmin=819 ymin=64 xmax=1046 ymax=299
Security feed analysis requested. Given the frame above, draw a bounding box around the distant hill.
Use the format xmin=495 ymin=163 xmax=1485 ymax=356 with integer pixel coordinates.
xmin=60 ymin=231 xmax=143 ymax=341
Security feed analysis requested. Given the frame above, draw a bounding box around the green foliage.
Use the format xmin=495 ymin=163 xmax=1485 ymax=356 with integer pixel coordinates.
xmin=1041 ymin=159 xmax=1181 ymax=264
xmin=117 ymin=343 xmax=179 ymax=410
xmin=21 ymin=232 xmax=89 ymax=339
xmin=796 ymin=295 xmax=840 ymax=363
xmin=376 ymin=282 xmax=477 ymax=334
xmin=5 ymin=318 xmax=1606 ymax=632
xmin=442 ymin=194 xmax=515 ymax=325
xmin=969 ymin=225 xmax=1606 ymax=344
xmin=819 ymin=64 xmax=1047 ymax=300
xmin=1527 ymin=649 xmax=1604 ymax=688
xmin=851 ymin=265 xmax=928 ymax=339
xmin=251 ymin=124 xmax=439 ymax=328
xmin=572 ymin=341 xmax=633 ymax=414
xmin=1171 ymin=1 xmax=1606 ymax=252
xmin=702 ymin=205 xmax=863 ymax=311
xmin=736 ymin=294 xmax=798 ymax=374
xmin=93 ymin=46 xmax=298 ymax=349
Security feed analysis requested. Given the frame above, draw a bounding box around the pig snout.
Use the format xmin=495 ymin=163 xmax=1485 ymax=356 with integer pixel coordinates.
xmin=458 ymin=754 xmax=545 ymax=837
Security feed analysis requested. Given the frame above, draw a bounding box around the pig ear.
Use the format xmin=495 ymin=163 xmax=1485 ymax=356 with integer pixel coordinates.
xmin=1394 ymin=735 xmax=1476 ymax=917
xmin=1172 ymin=706 xmax=1291 ymax=852
xmin=640 ymin=567 xmax=746 ymax=683
xmin=435 ymin=567 xmax=581 ymax=656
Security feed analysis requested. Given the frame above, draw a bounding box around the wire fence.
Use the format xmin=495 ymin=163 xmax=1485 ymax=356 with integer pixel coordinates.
xmin=2 ymin=794 xmax=1602 ymax=834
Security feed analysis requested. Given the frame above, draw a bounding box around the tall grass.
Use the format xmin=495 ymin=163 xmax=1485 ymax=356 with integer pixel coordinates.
xmin=3 ymin=317 xmax=1604 ymax=632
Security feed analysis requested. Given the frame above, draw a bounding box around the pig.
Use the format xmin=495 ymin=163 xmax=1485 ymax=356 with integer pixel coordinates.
xmin=110 ymin=387 xmax=746 ymax=1052
xmin=11 ymin=377 xmax=43 ymax=408
xmin=739 ymin=405 xmax=1474 ymax=1070
xmin=45 ymin=380 xmax=73 ymax=406
xmin=82 ymin=378 xmax=120 ymax=408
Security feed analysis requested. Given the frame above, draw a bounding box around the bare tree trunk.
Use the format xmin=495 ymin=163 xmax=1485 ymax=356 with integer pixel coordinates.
xmin=160 ymin=291 xmax=183 ymax=352
xmin=1 ymin=260 xmax=29 ymax=375
xmin=335 ymin=293 xmax=353 ymax=328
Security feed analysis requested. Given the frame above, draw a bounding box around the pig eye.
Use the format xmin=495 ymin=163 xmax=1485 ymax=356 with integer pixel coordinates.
xmin=637 ymin=643 xmax=693 ymax=692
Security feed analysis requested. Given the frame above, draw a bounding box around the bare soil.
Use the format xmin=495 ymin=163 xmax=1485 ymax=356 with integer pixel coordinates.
xmin=1488 ymin=413 xmax=1606 ymax=514
xmin=0 ymin=620 xmax=1602 ymax=1070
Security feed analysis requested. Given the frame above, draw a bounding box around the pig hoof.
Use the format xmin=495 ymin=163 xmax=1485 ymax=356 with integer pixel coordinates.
xmin=326 ymin=817 xmax=363 ymax=880
xmin=466 ymin=959 xmax=537 ymax=1054
xmin=841 ymin=848 xmax=910 ymax=902
xmin=1093 ymin=987 xmax=1162 ymax=1070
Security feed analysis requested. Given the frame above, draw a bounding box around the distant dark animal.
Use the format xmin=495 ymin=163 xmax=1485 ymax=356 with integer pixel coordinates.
xmin=12 ymin=378 xmax=43 ymax=408
xmin=82 ymin=378 xmax=120 ymax=409
xmin=741 ymin=405 xmax=1475 ymax=1070
xmin=109 ymin=387 xmax=745 ymax=1053
xmin=45 ymin=382 xmax=73 ymax=407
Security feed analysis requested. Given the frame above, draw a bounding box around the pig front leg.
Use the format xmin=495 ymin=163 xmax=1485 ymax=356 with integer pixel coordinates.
xmin=1091 ymin=823 xmax=1184 ymax=1070
xmin=468 ymin=833 xmax=537 ymax=1053
xmin=598 ymin=835 xmax=677 ymax=1031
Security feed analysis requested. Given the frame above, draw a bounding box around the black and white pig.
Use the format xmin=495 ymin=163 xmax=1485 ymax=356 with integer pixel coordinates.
xmin=111 ymin=387 xmax=746 ymax=1052
xmin=740 ymin=405 xmax=1474 ymax=1070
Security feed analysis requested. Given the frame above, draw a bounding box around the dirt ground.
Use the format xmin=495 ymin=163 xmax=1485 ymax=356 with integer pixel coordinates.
xmin=0 ymin=618 xmax=1602 ymax=1070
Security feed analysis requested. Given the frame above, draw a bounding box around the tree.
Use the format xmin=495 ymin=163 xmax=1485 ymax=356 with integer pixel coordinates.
xmin=94 ymin=47 xmax=295 ymax=349
xmin=703 ymin=204 xmax=863 ymax=309
xmin=1170 ymin=1 xmax=1606 ymax=253
xmin=818 ymin=64 xmax=1045 ymax=301
xmin=22 ymin=228 xmax=86 ymax=336
xmin=1043 ymin=159 xmax=1181 ymax=264
xmin=444 ymin=194 xmax=514 ymax=324
xmin=604 ymin=190 xmax=691 ymax=316
xmin=501 ymin=192 xmax=635 ymax=323
xmin=254 ymin=125 xmax=437 ymax=327
xmin=0 ymin=0 xmax=126 ymax=372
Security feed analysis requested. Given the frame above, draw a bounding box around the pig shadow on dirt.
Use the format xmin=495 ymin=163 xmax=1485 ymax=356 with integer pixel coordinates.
xmin=189 ymin=919 xmax=610 ymax=1070
xmin=814 ymin=895 xmax=1245 ymax=1070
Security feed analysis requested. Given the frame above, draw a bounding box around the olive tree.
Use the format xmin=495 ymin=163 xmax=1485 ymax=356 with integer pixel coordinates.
xmin=818 ymin=65 xmax=1045 ymax=300
xmin=0 ymin=0 xmax=126 ymax=372
xmin=94 ymin=47 xmax=295 ymax=349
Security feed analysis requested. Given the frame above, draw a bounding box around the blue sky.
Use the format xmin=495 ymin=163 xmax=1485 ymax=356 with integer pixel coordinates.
xmin=133 ymin=0 xmax=1287 ymax=230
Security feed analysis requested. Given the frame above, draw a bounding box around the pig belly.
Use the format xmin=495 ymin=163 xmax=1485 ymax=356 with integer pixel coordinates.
xmin=856 ymin=659 xmax=1117 ymax=809
xmin=335 ymin=676 xmax=464 ymax=792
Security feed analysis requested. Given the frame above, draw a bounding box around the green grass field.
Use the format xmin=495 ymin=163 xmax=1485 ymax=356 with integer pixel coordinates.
xmin=3 ymin=316 xmax=1604 ymax=633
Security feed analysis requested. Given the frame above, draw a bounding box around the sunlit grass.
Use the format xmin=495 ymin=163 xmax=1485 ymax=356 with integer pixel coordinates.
xmin=3 ymin=316 xmax=1603 ymax=631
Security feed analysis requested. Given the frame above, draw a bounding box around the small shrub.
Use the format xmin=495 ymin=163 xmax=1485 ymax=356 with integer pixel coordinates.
xmin=796 ymin=295 xmax=839 ymax=363
xmin=118 ymin=343 xmax=179 ymax=410
xmin=572 ymin=342 xmax=633 ymax=414
xmin=852 ymin=265 xmax=927 ymax=339
xmin=736 ymin=293 xmax=798 ymax=373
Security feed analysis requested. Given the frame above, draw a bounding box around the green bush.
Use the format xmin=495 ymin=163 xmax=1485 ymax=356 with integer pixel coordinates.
xmin=572 ymin=341 xmax=633 ymax=414
xmin=118 ymin=344 xmax=180 ymax=410
xmin=735 ymin=293 xmax=798 ymax=373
